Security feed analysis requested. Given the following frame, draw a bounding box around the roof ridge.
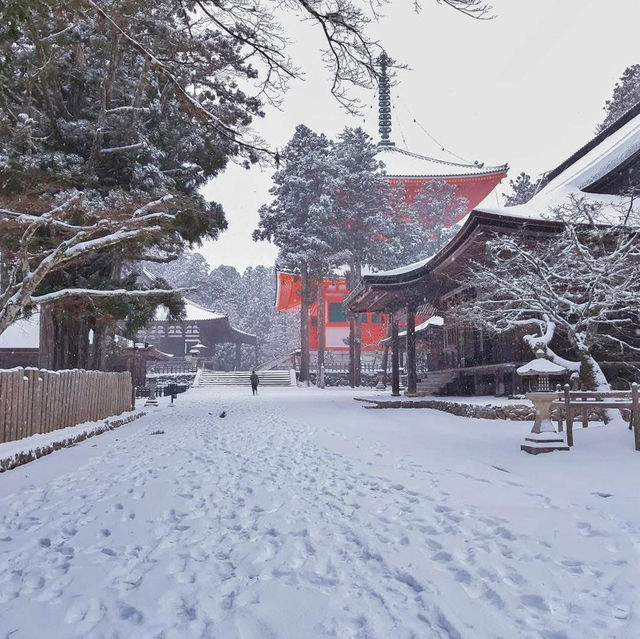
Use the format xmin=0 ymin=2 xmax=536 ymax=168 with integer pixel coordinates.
xmin=541 ymin=100 xmax=640 ymax=188
xmin=378 ymin=144 xmax=507 ymax=172
xmin=183 ymin=297 xmax=226 ymax=316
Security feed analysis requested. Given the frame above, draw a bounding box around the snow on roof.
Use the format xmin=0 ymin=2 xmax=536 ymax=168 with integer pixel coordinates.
xmin=371 ymin=254 xmax=434 ymax=278
xmin=517 ymin=358 xmax=567 ymax=376
xmin=477 ymin=106 xmax=640 ymax=222
xmin=381 ymin=315 xmax=443 ymax=344
xmin=155 ymin=299 xmax=226 ymax=322
xmin=376 ymin=145 xmax=507 ymax=179
xmin=399 ymin=315 xmax=444 ymax=338
xmin=0 ymin=313 xmax=40 ymax=349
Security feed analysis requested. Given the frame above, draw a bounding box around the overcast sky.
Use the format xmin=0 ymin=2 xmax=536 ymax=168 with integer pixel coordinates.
xmin=200 ymin=0 xmax=639 ymax=272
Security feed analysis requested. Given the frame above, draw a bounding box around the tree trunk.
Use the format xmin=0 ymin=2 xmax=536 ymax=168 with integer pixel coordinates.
xmin=353 ymin=262 xmax=362 ymax=387
xmin=316 ymin=280 xmax=325 ymax=388
xmin=38 ymin=305 xmax=55 ymax=370
xmin=299 ymin=265 xmax=310 ymax=384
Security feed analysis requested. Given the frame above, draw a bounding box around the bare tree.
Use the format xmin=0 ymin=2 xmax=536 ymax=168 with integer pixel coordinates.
xmin=453 ymin=196 xmax=640 ymax=392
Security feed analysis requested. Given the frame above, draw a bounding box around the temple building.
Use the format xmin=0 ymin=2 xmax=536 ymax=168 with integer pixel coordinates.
xmin=136 ymin=298 xmax=257 ymax=371
xmin=346 ymin=102 xmax=640 ymax=395
xmin=375 ymin=52 xmax=508 ymax=221
xmin=275 ymin=55 xmax=508 ymax=367
xmin=275 ymin=273 xmax=387 ymax=363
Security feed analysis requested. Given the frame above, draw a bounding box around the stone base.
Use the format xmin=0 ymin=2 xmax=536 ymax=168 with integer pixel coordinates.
xmin=521 ymin=432 xmax=569 ymax=455
xmin=144 ymin=398 xmax=159 ymax=407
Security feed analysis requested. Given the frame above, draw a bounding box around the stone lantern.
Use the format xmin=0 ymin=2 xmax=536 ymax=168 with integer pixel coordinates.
xmin=518 ymin=350 xmax=569 ymax=454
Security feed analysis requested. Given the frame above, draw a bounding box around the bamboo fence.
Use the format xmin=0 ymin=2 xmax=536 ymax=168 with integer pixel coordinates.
xmin=0 ymin=368 xmax=133 ymax=444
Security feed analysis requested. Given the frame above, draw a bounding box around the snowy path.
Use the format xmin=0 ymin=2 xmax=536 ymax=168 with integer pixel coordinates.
xmin=1 ymin=387 xmax=639 ymax=638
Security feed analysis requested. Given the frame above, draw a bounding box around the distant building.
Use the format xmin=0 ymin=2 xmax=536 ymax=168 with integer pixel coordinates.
xmin=136 ymin=298 xmax=257 ymax=370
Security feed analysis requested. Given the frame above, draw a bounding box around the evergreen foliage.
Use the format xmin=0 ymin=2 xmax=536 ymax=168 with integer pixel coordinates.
xmin=502 ymin=172 xmax=541 ymax=207
xmin=598 ymin=64 xmax=640 ymax=132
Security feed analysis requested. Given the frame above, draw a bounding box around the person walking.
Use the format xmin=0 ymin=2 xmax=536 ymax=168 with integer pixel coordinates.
xmin=250 ymin=370 xmax=259 ymax=395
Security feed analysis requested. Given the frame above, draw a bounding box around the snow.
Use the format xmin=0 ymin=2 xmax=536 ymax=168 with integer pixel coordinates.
xmin=477 ymin=106 xmax=640 ymax=223
xmin=371 ymin=253 xmax=434 ymax=277
xmin=376 ymin=145 xmax=507 ymax=178
xmin=517 ymin=358 xmax=567 ymax=375
xmin=402 ymin=315 xmax=444 ymax=337
xmin=1 ymin=387 xmax=639 ymax=638
xmin=0 ymin=313 xmax=40 ymax=348
xmin=155 ymin=298 xmax=226 ymax=322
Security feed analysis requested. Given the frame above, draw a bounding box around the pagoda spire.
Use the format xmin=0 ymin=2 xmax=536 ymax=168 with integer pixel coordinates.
xmin=377 ymin=52 xmax=394 ymax=147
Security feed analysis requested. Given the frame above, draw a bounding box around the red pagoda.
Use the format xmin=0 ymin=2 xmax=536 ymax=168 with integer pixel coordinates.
xmin=276 ymin=54 xmax=508 ymax=356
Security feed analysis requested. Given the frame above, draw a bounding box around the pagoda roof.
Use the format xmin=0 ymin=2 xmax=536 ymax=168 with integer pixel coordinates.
xmin=376 ymin=144 xmax=508 ymax=179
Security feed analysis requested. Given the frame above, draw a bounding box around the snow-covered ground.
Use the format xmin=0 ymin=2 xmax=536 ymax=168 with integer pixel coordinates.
xmin=1 ymin=386 xmax=638 ymax=638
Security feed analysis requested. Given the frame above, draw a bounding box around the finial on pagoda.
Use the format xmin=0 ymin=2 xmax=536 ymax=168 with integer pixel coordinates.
xmin=377 ymin=52 xmax=395 ymax=147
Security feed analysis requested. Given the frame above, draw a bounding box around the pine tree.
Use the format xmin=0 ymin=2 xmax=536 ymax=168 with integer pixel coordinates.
xmin=502 ymin=172 xmax=541 ymax=207
xmin=254 ymin=125 xmax=342 ymax=383
xmin=331 ymin=127 xmax=412 ymax=385
xmin=598 ymin=64 xmax=640 ymax=132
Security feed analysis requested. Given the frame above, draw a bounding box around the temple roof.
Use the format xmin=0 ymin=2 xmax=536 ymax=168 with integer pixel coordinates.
xmin=476 ymin=101 xmax=640 ymax=223
xmin=0 ymin=313 xmax=40 ymax=349
xmin=377 ymin=145 xmax=508 ymax=179
xmin=155 ymin=299 xmax=226 ymax=322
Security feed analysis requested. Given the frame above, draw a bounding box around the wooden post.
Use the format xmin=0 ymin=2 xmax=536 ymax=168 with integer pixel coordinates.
xmin=632 ymin=383 xmax=640 ymax=452
xmin=582 ymin=402 xmax=588 ymax=428
xmin=354 ymin=314 xmax=362 ymax=387
xmin=406 ymin=303 xmax=417 ymax=396
xmin=564 ymin=384 xmax=573 ymax=448
xmin=555 ymin=384 xmax=563 ymax=432
xmin=391 ymin=316 xmax=400 ymax=397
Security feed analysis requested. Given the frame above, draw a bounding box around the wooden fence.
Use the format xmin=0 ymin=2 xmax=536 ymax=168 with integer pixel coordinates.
xmin=0 ymin=368 xmax=133 ymax=444
xmin=553 ymin=383 xmax=640 ymax=450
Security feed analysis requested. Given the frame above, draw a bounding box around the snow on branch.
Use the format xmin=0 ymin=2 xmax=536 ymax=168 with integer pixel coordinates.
xmin=31 ymin=287 xmax=189 ymax=305
xmin=0 ymin=193 xmax=179 ymax=338
xmin=451 ymin=196 xmax=640 ymax=390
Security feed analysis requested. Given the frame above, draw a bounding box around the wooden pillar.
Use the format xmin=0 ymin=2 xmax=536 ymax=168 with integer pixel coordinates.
xmin=348 ymin=314 xmax=356 ymax=388
xmin=406 ymin=303 xmax=417 ymax=396
xmin=254 ymin=343 xmax=259 ymax=367
xmin=391 ymin=316 xmax=400 ymax=397
xmin=235 ymin=343 xmax=242 ymax=370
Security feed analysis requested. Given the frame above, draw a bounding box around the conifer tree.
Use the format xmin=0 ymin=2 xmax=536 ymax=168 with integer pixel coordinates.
xmin=502 ymin=172 xmax=541 ymax=207
xmin=254 ymin=125 xmax=342 ymax=383
xmin=598 ymin=64 xmax=640 ymax=132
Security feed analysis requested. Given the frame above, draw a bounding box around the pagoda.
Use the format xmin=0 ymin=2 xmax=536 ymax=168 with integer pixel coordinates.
xmin=375 ymin=52 xmax=508 ymax=220
xmin=275 ymin=57 xmax=508 ymax=363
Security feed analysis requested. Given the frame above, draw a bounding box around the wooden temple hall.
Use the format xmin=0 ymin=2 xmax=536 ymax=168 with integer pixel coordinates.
xmin=346 ymin=100 xmax=640 ymax=396
xmin=136 ymin=299 xmax=257 ymax=370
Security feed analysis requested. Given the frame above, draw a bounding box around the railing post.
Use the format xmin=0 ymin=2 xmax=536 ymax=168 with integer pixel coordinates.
xmin=632 ymin=383 xmax=640 ymax=452
xmin=564 ymin=383 xmax=573 ymax=448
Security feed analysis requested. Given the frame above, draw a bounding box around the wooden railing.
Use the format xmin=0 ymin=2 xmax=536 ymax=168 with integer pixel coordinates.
xmin=0 ymin=368 xmax=133 ymax=444
xmin=553 ymin=383 xmax=640 ymax=450
xmin=146 ymin=360 xmax=195 ymax=375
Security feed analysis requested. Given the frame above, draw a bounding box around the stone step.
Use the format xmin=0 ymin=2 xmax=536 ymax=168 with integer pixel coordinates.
xmin=195 ymin=370 xmax=295 ymax=387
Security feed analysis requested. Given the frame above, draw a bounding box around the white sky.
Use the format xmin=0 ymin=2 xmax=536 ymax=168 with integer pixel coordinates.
xmin=200 ymin=0 xmax=640 ymax=271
